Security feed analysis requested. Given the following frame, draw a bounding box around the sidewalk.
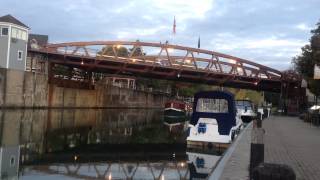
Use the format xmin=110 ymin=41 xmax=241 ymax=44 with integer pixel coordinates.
xmin=211 ymin=124 xmax=252 ymax=180
xmin=264 ymin=116 xmax=320 ymax=180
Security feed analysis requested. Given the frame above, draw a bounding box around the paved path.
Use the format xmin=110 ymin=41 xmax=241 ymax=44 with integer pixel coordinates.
xmin=264 ymin=116 xmax=320 ymax=180
xmin=211 ymin=124 xmax=251 ymax=180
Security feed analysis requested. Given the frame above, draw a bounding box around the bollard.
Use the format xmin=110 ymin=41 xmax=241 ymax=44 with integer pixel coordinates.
xmin=256 ymin=118 xmax=262 ymax=128
xmin=250 ymin=119 xmax=265 ymax=179
xmin=252 ymin=163 xmax=296 ymax=180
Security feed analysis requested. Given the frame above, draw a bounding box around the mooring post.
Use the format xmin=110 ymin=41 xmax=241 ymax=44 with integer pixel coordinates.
xmin=250 ymin=118 xmax=264 ymax=179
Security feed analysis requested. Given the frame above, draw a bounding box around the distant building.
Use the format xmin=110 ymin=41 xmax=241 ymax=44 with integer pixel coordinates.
xmin=0 ymin=14 xmax=29 ymax=71
xmin=103 ymin=75 xmax=136 ymax=89
xmin=26 ymin=34 xmax=49 ymax=72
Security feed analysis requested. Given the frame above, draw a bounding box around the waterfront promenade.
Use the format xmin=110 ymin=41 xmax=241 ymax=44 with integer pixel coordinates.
xmin=211 ymin=115 xmax=320 ymax=180
xmin=264 ymin=116 xmax=320 ymax=180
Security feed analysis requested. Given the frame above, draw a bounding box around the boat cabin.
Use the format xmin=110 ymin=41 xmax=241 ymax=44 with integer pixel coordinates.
xmin=190 ymin=91 xmax=237 ymax=136
xmin=187 ymin=90 xmax=242 ymax=148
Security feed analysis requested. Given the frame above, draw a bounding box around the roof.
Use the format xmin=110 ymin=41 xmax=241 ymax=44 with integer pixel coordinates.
xmin=0 ymin=14 xmax=29 ymax=29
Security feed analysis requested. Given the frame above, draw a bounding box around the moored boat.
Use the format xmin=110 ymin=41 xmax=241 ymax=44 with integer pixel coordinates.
xmin=235 ymin=100 xmax=257 ymax=124
xmin=187 ymin=91 xmax=242 ymax=149
xmin=164 ymin=100 xmax=186 ymax=117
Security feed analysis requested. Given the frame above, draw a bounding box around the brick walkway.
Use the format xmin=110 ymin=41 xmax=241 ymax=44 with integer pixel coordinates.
xmin=264 ymin=116 xmax=320 ymax=180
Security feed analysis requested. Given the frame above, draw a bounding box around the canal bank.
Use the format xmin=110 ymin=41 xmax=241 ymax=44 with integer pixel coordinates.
xmin=0 ymin=68 xmax=169 ymax=108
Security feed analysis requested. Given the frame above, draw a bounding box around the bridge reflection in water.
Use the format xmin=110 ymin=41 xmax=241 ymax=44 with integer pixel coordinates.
xmin=0 ymin=109 xmax=225 ymax=179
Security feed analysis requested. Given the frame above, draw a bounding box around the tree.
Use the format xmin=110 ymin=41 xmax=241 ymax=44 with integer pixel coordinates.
xmin=98 ymin=45 xmax=129 ymax=57
xmin=292 ymin=20 xmax=320 ymax=97
xmin=129 ymin=46 xmax=145 ymax=56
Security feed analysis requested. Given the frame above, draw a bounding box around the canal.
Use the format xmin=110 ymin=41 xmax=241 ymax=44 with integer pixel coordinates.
xmin=0 ymin=109 xmax=225 ymax=179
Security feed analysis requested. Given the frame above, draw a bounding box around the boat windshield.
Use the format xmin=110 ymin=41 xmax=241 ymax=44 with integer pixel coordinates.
xmin=236 ymin=100 xmax=253 ymax=110
xmin=196 ymin=98 xmax=228 ymax=113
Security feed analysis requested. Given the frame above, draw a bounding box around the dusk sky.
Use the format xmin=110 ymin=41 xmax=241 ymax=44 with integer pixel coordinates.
xmin=1 ymin=0 xmax=320 ymax=70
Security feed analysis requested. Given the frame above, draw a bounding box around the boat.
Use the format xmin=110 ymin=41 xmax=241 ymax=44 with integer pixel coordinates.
xmin=164 ymin=100 xmax=187 ymax=117
xmin=187 ymin=91 xmax=242 ymax=149
xmin=235 ymin=100 xmax=257 ymax=124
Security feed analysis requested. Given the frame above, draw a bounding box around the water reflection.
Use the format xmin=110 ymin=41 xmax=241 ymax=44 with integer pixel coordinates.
xmin=0 ymin=109 xmax=224 ymax=179
xmin=187 ymin=151 xmax=222 ymax=179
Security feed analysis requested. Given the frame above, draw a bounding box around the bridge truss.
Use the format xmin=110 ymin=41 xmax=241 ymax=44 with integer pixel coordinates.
xmin=29 ymin=41 xmax=301 ymax=92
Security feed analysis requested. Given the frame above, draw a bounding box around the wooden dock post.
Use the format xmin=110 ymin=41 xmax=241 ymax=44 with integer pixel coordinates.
xmin=250 ymin=118 xmax=264 ymax=178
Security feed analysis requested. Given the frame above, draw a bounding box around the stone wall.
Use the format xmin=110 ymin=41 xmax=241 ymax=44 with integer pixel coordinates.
xmin=0 ymin=68 xmax=168 ymax=108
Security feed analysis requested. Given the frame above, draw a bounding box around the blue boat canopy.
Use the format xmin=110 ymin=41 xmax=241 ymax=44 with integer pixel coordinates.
xmin=190 ymin=90 xmax=236 ymax=135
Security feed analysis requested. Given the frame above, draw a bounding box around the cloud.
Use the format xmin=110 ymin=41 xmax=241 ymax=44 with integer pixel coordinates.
xmin=150 ymin=0 xmax=214 ymax=20
xmin=212 ymin=33 xmax=305 ymax=51
xmin=295 ymin=23 xmax=312 ymax=31
xmin=208 ymin=32 xmax=307 ymax=70
xmin=0 ymin=0 xmax=319 ymax=70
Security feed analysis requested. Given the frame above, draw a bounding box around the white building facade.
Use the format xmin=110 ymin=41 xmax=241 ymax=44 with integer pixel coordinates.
xmin=0 ymin=14 xmax=29 ymax=71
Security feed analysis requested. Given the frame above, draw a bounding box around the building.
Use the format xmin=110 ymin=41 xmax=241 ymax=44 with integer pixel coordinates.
xmin=26 ymin=34 xmax=49 ymax=72
xmin=0 ymin=14 xmax=29 ymax=71
xmin=103 ymin=75 xmax=136 ymax=89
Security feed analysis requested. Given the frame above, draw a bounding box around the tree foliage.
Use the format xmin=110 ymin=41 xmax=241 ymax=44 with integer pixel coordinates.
xmin=292 ymin=21 xmax=320 ymax=96
xmin=99 ymin=45 xmax=129 ymax=57
xmin=130 ymin=47 xmax=145 ymax=56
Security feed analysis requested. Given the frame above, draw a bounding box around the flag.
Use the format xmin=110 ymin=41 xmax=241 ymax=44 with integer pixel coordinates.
xmin=173 ymin=16 xmax=176 ymax=35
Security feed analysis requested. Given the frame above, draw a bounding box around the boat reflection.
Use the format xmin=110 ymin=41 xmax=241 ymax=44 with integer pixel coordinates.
xmin=187 ymin=150 xmax=222 ymax=179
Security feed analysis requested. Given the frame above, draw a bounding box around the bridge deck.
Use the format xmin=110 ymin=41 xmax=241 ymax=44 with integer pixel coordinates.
xmin=264 ymin=116 xmax=320 ymax=180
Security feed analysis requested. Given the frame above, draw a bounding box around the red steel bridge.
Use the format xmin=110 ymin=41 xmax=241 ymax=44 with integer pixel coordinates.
xmin=28 ymin=41 xmax=301 ymax=93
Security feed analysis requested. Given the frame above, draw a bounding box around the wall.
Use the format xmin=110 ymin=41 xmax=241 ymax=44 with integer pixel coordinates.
xmin=0 ymin=68 xmax=168 ymax=108
xmin=9 ymin=37 xmax=27 ymax=71
xmin=0 ymin=25 xmax=9 ymax=68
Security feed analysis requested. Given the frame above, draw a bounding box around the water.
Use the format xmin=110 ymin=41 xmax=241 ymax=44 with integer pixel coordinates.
xmin=0 ymin=109 xmax=225 ymax=179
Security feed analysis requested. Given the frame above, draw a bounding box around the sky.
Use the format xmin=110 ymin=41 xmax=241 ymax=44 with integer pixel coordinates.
xmin=1 ymin=0 xmax=320 ymax=70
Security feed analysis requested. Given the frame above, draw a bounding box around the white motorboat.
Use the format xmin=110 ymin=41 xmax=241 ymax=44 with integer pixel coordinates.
xmin=187 ymin=91 xmax=242 ymax=149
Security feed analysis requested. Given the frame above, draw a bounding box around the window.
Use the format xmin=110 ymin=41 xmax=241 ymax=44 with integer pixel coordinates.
xmin=11 ymin=27 xmax=27 ymax=41
xmin=196 ymin=98 xmax=229 ymax=113
xmin=1 ymin=27 xmax=8 ymax=36
xmin=18 ymin=51 xmax=23 ymax=61
xmin=11 ymin=28 xmax=17 ymax=38
xmin=236 ymin=100 xmax=253 ymax=110
xmin=21 ymin=31 xmax=27 ymax=41
xmin=10 ymin=156 xmax=15 ymax=167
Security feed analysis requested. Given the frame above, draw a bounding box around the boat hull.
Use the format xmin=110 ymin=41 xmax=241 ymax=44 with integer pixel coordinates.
xmin=240 ymin=115 xmax=255 ymax=123
xmin=164 ymin=108 xmax=186 ymax=117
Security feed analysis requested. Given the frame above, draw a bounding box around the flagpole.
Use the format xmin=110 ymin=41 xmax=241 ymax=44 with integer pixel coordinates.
xmin=197 ymin=35 xmax=200 ymax=54
xmin=172 ymin=16 xmax=176 ymax=45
